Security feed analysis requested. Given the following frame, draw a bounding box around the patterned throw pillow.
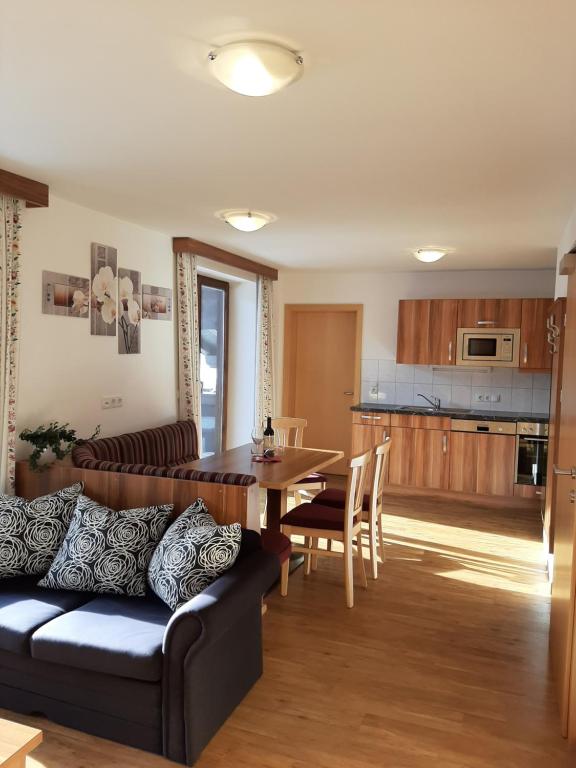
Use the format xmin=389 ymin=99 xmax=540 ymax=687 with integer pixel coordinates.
xmin=148 ymin=499 xmax=241 ymax=610
xmin=38 ymin=495 xmax=173 ymax=597
xmin=0 ymin=483 xmax=84 ymax=579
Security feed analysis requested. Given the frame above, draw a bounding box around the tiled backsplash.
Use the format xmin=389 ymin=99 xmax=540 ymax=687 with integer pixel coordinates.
xmin=361 ymin=360 xmax=551 ymax=414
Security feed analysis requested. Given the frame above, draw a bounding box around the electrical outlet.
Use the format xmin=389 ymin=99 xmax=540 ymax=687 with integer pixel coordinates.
xmin=101 ymin=396 xmax=123 ymax=409
xmin=473 ymin=392 xmax=486 ymax=403
xmin=369 ymin=385 xmax=378 ymax=400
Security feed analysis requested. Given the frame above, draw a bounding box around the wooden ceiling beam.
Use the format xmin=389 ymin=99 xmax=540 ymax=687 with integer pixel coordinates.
xmin=0 ymin=168 xmax=49 ymax=208
xmin=173 ymin=237 xmax=278 ymax=280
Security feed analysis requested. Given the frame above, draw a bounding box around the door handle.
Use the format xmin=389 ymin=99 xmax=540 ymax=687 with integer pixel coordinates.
xmin=523 ymin=343 xmax=528 ymax=365
xmin=571 ymin=490 xmax=576 ymax=505
xmin=448 ymin=340 xmax=453 ymax=362
xmin=553 ymin=465 xmax=576 ymax=479
xmin=344 ymin=391 xmax=354 ymax=395
xmin=442 ymin=434 xmax=448 ymax=454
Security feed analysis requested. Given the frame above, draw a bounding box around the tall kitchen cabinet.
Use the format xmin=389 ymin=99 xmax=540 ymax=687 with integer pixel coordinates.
xmin=396 ymin=299 xmax=459 ymax=365
xmin=520 ymin=298 xmax=552 ymax=371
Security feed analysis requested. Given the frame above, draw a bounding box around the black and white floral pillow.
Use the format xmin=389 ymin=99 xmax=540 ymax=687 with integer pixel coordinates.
xmin=38 ymin=495 xmax=173 ymax=597
xmin=0 ymin=483 xmax=84 ymax=579
xmin=148 ymin=499 xmax=241 ymax=610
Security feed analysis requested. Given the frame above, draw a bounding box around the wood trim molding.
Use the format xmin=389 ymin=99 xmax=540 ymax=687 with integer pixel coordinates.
xmin=172 ymin=237 xmax=278 ymax=280
xmin=560 ymin=251 xmax=576 ymax=276
xmin=0 ymin=168 xmax=49 ymax=208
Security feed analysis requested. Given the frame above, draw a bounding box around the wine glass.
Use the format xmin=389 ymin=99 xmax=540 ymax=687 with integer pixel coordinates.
xmin=251 ymin=425 xmax=264 ymax=455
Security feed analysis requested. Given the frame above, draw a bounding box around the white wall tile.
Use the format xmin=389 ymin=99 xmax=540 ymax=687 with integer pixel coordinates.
xmin=491 ymin=368 xmax=513 ymax=387
xmin=452 ymin=370 xmax=472 ymax=386
xmin=378 ymin=359 xmax=396 ymax=382
xmin=361 ymin=379 xmax=378 ymax=402
xmin=512 ymin=370 xmax=533 ymax=389
xmin=491 ymin=388 xmax=512 ymax=411
xmin=433 ymin=369 xmax=453 ymax=385
xmin=395 ymin=364 xmax=415 ymax=383
xmin=471 ymin=387 xmax=494 ymax=409
xmin=414 ymin=366 xmax=433 ymax=384
xmin=532 ymin=389 xmax=551 ymax=414
xmin=432 ymin=384 xmax=452 ymax=407
xmin=510 ymin=388 xmax=532 ymax=412
xmin=395 ymin=383 xmax=414 ymax=404
xmin=377 ymin=383 xmax=396 ymax=403
xmin=362 ymin=359 xmax=378 ymax=380
xmin=471 ymin=371 xmax=492 ymax=387
xmin=451 ymin=386 xmax=472 ymax=409
xmin=532 ymin=373 xmax=552 ymax=388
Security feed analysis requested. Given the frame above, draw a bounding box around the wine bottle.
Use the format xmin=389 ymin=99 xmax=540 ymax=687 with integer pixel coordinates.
xmin=263 ymin=417 xmax=275 ymax=454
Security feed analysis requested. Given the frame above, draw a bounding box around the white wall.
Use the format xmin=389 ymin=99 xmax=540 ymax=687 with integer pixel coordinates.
xmin=555 ymin=204 xmax=576 ymax=298
xmin=17 ymin=195 xmax=177 ymax=455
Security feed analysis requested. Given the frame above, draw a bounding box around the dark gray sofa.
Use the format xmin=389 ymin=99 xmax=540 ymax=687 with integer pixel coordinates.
xmin=0 ymin=530 xmax=279 ymax=765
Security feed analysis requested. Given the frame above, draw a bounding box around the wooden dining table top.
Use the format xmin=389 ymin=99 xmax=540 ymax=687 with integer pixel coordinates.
xmin=183 ymin=443 xmax=344 ymax=490
xmin=0 ymin=717 xmax=42 ymax=767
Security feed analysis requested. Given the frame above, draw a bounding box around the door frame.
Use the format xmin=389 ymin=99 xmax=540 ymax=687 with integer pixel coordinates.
xmin=282 ymin=303 xmax=363 ymax=421
xmin=197 ymin=274 xmax=230 ymax=453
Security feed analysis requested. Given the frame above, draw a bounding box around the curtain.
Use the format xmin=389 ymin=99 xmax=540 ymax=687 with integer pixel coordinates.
xmin=176 ymin=253 xmax=202 ymax=430
xmin=255 ymin=275 xmax=274 ymax=428
xmin=0 ymin=197 xmax=22 ymax=494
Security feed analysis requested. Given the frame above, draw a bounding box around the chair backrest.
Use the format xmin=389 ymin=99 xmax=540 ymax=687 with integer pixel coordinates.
xmin=271 ymin=417 xmax=308 ymax=448
xmin=344 ymin=449 xmax=372 ymax=531
xmin=371 ymin=438 xmax=391 ymax=512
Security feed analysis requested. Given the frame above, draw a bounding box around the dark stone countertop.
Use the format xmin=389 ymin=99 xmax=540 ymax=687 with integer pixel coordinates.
xmin=351 ymin=403 xmax=549 ymax=424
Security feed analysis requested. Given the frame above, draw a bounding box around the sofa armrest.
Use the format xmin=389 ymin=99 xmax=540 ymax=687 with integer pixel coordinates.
xmin=162 ymin=549 xmax=279 ymax=765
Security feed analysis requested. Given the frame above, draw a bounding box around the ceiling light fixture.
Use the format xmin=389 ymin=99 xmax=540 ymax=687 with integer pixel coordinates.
xmin=208 ymin=41 xmax=303 ymax=96
xmin=216 ymin=209 xmax=276 ymax=232
xmin=414 ymin=248 xmax=447 ymax=263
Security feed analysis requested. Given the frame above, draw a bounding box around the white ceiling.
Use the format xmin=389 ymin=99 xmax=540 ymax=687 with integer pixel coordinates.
xmin=2 ymin=0 xmax=576 ymax=272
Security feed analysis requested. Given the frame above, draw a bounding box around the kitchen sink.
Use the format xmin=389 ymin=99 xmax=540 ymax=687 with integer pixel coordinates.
xmin=398 ymin=406 xmax=472 ymax=415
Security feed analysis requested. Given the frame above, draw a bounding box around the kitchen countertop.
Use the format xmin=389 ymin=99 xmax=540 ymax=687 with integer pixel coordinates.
xmin=351 ymin=403 xmax=549 ymax=424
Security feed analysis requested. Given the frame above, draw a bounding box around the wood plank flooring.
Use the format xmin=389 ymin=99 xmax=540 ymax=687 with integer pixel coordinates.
xmin=3 ymin=493 xmax=576 ymax=767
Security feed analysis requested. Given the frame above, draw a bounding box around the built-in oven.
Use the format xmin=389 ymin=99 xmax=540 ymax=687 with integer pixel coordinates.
xmin=515 ymin=422 xmax=548 ymax=487
xmin=456 ymin=327 xmax=521 ymax=367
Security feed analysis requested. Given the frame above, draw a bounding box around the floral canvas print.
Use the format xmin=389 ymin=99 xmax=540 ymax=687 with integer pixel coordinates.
xmin=118 ymin=268 xmax=141 ymax=354
xmin=90 ymin=243 xmax=117 ymax=336
xmin=142 ymin=284 xmax=172 ymax=320
xmin=42 ymin=271 xmax=89 ymax=318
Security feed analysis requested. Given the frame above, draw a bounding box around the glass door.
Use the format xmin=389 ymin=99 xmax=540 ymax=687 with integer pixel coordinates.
xmin=198 ymin=276 xmax=229 ymax=456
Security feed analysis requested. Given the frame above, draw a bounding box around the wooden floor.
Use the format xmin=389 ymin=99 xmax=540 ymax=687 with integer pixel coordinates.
xmin=3 ymin=493 xmax=576 ymax=767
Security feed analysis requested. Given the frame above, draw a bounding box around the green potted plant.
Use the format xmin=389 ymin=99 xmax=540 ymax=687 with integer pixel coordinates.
xmin=19 ymin=421 xmax=101 ymax=471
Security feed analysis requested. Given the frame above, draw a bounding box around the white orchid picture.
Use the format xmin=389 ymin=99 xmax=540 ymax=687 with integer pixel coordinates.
xmin=118 ymin=268 xmax=142 ymax=354
xmin=90 ymin=243 xmax=117 ymax=336
xmin=42 ymin=271 xmax=90 ymax=318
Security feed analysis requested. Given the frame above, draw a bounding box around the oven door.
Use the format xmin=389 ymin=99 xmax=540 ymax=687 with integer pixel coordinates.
xmin=516 ymin=436 xmax=548 ymax=486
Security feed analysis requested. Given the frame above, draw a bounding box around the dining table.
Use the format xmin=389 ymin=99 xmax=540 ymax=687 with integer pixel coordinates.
xmin=186 ymin=443 xmax=344 ymax=532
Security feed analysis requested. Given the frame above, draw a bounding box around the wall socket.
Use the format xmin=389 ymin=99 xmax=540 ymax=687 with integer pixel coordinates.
xmin=473 ymin=392 xmax=501 ymax=404
xmin=101 ymin=396 xmax=123 ymax=409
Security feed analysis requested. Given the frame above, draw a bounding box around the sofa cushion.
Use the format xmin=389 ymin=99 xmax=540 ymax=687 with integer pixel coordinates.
xmin=0 ymin=579 xmax=90 ymax=655
xmin=0 ymin=483 xmax=84 ymax=580
xmin=148 ymin=500 xmax=242 ymax=611
xmin=39 ymin=495 xmax=173 ymax=597
xmin=31 ymin=595 xmax=172 ymax=682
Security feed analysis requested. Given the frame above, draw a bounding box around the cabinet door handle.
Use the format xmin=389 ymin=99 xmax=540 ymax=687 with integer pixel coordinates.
xmin=476 ymin=320 xmax=496 ymax=326
xmin=448 ymin=340 xmax=453 ymax=362
xmin=361 ymin=415 xmax=381 ymax=420
xmin=382 ymin=430 xmax=388 ymax=441
xmin=442 ymin=434 xmax=448 ymax=454
xmin=523 ymin=343 xmax=528 ymax=365
xmin=344 ymin=391 xmax=354 ymax=395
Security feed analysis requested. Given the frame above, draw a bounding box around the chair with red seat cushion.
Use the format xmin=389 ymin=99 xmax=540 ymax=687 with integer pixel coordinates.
xmin=260 ymin=529 xmax=292 ymax=597
xmin=313 ymin=488 xmax=369 ymax=512
xmin=271 ymin=418 xmax=327 ymax=502
xmin=281 ymin=448 xmax=372 ymax=608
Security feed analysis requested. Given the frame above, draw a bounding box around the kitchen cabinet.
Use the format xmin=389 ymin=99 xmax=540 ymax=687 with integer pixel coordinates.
xmin=449 ymin=432 xmax=516 ymax=496
xmin=520 ymin=299 xmax=552 ymax=371
xmin=388 ymin=425 xmax=450 ymax=490
xmin=397 ymin=299 xmax=458 ymax=365
xmin=351 ymin=413 xmax=390 ymax=483
xmin=458 ymin=299 xmax=522 ymax=328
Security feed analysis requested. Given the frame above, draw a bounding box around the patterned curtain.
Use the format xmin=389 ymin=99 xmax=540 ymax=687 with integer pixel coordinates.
xmin=255 ymin=276 xmax=274 ymax=428
xmin=176 ymin=253 xmax=202 ymax=429
xmin=0 ymin=197 xmax=22 ymax=493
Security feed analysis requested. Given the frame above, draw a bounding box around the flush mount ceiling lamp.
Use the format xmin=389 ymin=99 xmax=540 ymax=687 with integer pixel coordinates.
xmin=413 ymin=248 xmax=448 ymax=263
xmin=208 ymin=41 xmax=303 ymax=96
xmin=216 ymin=209 xmax=277 ymax=232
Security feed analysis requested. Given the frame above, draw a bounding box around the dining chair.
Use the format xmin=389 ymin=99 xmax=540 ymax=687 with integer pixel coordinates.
xmin=313 ymin=438 xmax=391 ymax=579
xmin=280 ymin=448 xmax=372 ymax=608
xmin=272 ymin=417 xmax=327 ymax=504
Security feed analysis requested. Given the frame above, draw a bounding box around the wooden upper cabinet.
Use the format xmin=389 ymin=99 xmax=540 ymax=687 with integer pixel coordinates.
xmin=457 ymin=298 xmax=522 ymax=328
xmin=397 ymin=299 xmax=458 ymax=365
xmin=520 ymin=299 xmax=552 ymax=371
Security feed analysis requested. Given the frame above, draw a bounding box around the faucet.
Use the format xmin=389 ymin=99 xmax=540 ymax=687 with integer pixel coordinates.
xmin=417 ymin=393 xmax=441 ymax=410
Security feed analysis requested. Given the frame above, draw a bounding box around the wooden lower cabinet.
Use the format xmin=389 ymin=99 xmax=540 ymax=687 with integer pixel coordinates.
xmin=351 ymin=421 xmax=390 ymax=483
xmin=389 ymin=426 xmax=450 ymax=490
xmin=449 ymin=432 xmax=516 ymax=497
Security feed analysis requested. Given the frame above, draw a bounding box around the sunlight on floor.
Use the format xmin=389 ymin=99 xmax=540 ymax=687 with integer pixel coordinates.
xmin=438 ymin=567 xmax=550 ymax=595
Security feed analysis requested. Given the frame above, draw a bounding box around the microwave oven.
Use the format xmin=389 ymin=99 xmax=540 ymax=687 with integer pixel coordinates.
xmin=456 ymin=327 xmax=521 ymax=367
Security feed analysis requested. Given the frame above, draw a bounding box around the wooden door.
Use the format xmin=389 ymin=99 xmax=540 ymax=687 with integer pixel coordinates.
xmin=283 ymin=305 xmax=362 ymax=474
xmin=544 ymin=298 xmax=566 ymax=555
xmin=521 ymin=299 xmax=553 ymax=370
xmin=476 ymin=434 xmax=516 ymax=496
xmin=388 ymin=427 xmax=415 ymax=486
xmin=397 ymin=299 xmax=458 ymax=365
xmin=458 ymin=298 xmax=522 ymax=328
xmin=412 ymin=428 xmax=450 ymax=490
xmin=449 ymin=431 xmax=479 ymax=493
xmin=550 ymin=255 xmax=576 ymax=739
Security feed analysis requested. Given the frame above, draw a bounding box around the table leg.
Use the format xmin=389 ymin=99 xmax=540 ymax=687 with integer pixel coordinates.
xmin=266 ymin=488 xmax=288 ymax=533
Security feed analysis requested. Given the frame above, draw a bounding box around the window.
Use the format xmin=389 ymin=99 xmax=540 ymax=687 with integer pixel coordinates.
xmin=198 ymin=276 xmax=229 ymax=456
